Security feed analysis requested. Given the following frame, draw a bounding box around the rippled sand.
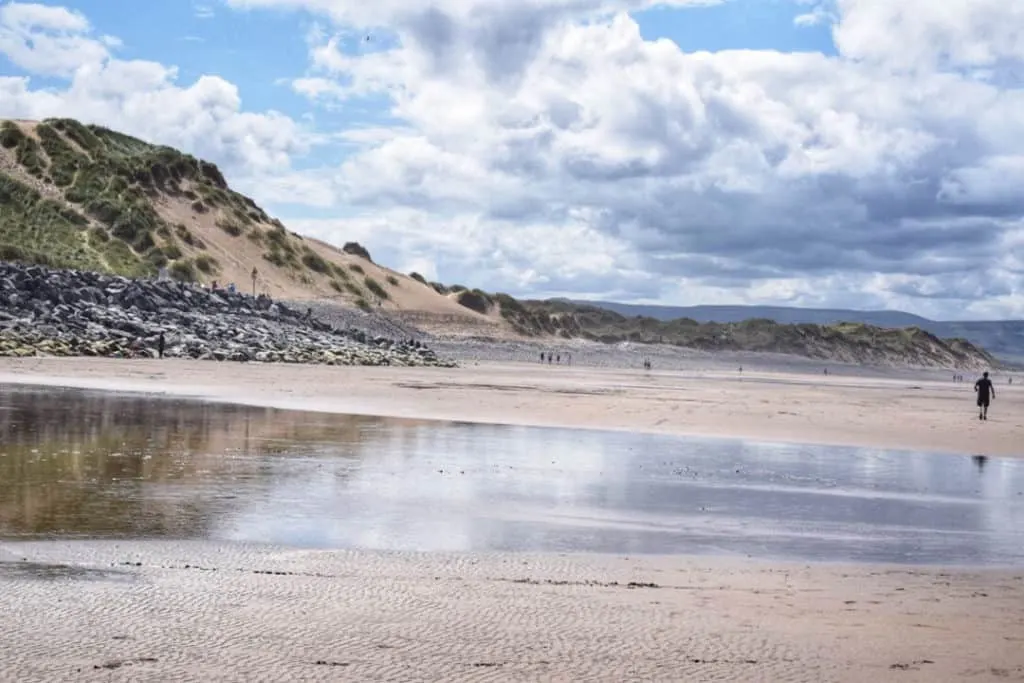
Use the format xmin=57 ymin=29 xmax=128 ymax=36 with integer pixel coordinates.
xmin=0 ymin=541 xmax=1021 ymax=682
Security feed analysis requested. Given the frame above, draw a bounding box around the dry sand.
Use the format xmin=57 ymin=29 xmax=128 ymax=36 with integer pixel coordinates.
xmin=0 ymin=356 xmax=1020 ymax=457
xmin=0 ymin=542 xmax=1021 ymax=683
xmin=1 ymin=357 xmax=1022 ymax=682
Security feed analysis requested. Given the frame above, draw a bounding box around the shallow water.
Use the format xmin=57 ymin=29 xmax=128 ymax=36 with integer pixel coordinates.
xmin=1 ymin=383 xmax=1022 ymax=566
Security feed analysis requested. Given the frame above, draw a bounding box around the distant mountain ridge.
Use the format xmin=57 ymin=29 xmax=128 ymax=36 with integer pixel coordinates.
xmin=571 ymin=300 xmax=1024 ymax=362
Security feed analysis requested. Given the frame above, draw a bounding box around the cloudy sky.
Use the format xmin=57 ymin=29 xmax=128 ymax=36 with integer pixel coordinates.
xmin=1 ymin=0 xmax=1022 ymax=320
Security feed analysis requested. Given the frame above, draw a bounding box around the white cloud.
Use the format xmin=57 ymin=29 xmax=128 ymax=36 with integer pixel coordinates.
xmin=793 ymin=2 xmax=833 ymax=28
xmin=290 ymin=75 xmax=348 ymax=100
xmin=256 ymin=0 xmax=1024 ymax=317
xmin=833 ymin=0 xmax=1024 ymax=73
xmin=0 ymin=2 xmax=109 ymax=75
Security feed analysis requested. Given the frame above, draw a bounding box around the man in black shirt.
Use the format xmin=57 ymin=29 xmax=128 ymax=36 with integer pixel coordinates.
xmin=974 ymin=371 xmax=995 ymax=420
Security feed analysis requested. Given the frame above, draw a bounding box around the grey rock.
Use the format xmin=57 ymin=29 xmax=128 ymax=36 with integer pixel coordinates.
xmin=0 ymin=261 xmax=456 ymax=368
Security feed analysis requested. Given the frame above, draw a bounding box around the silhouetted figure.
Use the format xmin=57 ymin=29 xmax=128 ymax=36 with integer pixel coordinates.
xmin=974 ymin=371 xmax=995 ymax=420
xmin=556 ymin=354 xmax=561 ymax=364
xmin=157 ymin=332 xmax=165 ymax=359
xmin=540 ymin=352 xmax=545 ymax=363
xmin=972 ymin=455 xmax=988 ymax=472
xmin=548 ymin=353 xmax=552 ymax=365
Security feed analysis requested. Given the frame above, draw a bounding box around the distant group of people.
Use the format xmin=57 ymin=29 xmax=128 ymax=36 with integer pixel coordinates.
xmin=539 ymin=351 xmax=571 ymax=365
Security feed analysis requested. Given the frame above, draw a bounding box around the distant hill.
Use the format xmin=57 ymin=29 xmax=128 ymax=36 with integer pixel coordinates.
xmin=414 ymin=293 xmax=993 ymax=369
xmin=571 ymin=301 xmax=934 ymax=327
xmin=569 ymin=301 xmax=1024 ymax=362
xmin=0 ymin=117 xmax=1001 ymax=369
xmin=934 ymin=321 xmax=1024 ymax=364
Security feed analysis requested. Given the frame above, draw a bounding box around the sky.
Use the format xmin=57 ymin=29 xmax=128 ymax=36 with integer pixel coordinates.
xmin=0 ymin=1 xmax=1022 ymax=320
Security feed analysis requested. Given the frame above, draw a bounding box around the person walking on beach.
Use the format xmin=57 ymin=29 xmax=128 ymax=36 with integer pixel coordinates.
xmin=974 ymin=371 xmax=995 ymax=420
xmin=157 ymin=332 xmax=165 ymax=359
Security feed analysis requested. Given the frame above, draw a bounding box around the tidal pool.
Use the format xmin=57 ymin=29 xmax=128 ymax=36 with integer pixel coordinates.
xmin=1 ymin=383 xmax=1022 ymax=566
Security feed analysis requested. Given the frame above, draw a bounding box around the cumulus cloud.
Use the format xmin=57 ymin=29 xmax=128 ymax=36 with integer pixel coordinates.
xmin=0 ymin=1 xmax=310 ymax=177
xmin=0 ymin=2 xmax=109 ymax=75
xmin=833 ymin=0 xmax=1024 ymax=74
xmin=251 ymin=0 xmax=1024 ymax=317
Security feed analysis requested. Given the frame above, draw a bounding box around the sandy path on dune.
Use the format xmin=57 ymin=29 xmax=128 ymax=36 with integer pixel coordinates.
xmin=0 ymin=357 xmax=1020 ymax=456
xmin=0 ymin=542 xmax=1021 ymax=683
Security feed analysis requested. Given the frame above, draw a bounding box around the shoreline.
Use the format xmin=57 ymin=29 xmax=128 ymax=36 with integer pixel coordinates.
xmin=0 ymin=356 xmax=1021 ymax=457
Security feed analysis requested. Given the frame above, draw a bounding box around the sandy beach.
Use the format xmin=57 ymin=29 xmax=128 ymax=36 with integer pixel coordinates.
xmin=0 ymin=355 xmax=1020 ymax=457
xmin=1 ymin=356 xmax=1022 ymax=682
xmin=0 ymin=541 xmax=1020 ymax=682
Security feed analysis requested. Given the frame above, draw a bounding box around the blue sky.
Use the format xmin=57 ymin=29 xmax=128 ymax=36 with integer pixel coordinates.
xmin=634 ymin=1 xmax=835 ymax=54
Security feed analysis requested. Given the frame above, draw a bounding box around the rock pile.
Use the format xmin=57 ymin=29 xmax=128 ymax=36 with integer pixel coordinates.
xmin=300 ymin=300 xmax=427 ymax=342
xmin=0 ymin=262 xmax=455 ymax=367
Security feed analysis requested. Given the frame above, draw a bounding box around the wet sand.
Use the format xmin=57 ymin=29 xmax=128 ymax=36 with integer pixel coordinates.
xmin=4 ymin=383 xmax=1021 ymax=564
xmin=0 ymin=356 xmax=1020 ymax=456
xmin=0 ymin=542 xmax=1020 ymax=682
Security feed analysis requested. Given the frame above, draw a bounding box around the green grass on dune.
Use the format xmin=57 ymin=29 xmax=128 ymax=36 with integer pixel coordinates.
xmin=0 ymin=174 xmax=108 ymax=272
xmin=0 ymin=118 xmax=286 ymax=281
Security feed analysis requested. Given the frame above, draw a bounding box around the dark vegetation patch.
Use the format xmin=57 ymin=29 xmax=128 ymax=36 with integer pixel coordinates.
xmin=364 ymin=276 xmax=389 ymax=301
xmin=455 ymin=289 xmax=491 ymax=315
xmin=342 ymin=241 xmax=372 ymax=261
